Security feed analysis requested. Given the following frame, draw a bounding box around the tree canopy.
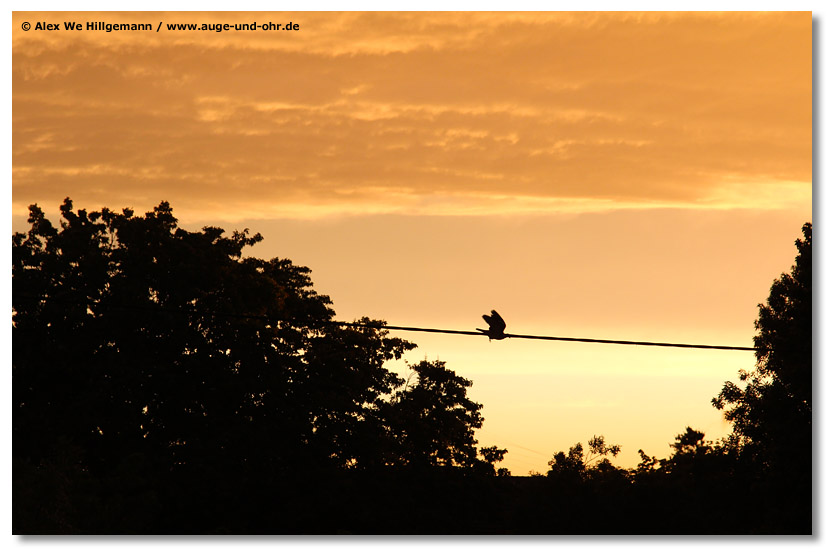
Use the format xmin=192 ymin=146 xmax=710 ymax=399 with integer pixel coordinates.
xmin=12 ymin=203 xmax=811 ymax=534
xmin=712 ymin=223 xmax=811 ymax=467
xmin=711 ymin=222 xmax=812 ymax=531
xmin=13 ymin=199 xmax=505 ymax=533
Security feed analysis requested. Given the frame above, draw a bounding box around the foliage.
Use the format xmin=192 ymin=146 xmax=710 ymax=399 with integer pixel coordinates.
xmin=12 ymin=202 xmax=812 ymax=533
xmin=382 ymin=360 xmax=485 ymax=468
xmin=710 ymin=222 xmax=812 ymax=532
xmin=479 ymin=446 xmax=510 ymax=476
xmin=546 ymin=435 xmax=622 ymax=483
xmin=712 ymin=223 xmax=811 ymax=471
xmin=13 ymin=199 xmax=502 ymax=533
xmin=635 ymin=449 xmax=660 ymax=473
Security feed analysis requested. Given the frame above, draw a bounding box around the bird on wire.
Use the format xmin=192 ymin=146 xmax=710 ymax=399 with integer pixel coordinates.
xmin=477 ymin=309 xmax=507 ymax=341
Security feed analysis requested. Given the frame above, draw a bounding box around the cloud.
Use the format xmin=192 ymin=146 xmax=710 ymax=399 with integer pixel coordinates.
xmin=13 ymin=11 xmax=811 ymax=220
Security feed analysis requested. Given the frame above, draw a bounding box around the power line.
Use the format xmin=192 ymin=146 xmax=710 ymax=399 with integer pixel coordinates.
xmin=332 ymin=321 xmax=756 ymax=351
xmin=506 ymin=332 xmax=755 ymax=351
xmin=14 ymin=294 xmax=756 ymax=351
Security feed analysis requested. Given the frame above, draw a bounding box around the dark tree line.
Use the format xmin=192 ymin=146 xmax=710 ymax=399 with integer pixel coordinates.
xmin=525 ymin=223 xmax=812 ymax=534
xmin=12 ymin=200 xmax=811 ymax=534
xmin=12 ymin=199 xmax=506 ymax=533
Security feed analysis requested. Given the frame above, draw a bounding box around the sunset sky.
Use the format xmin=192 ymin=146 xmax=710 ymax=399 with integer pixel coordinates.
xmin=11 ymin=11 xmax=812 ymax=474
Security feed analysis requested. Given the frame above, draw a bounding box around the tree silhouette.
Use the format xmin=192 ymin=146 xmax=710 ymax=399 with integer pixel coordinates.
xmin=546 ymin=435 xmax=623 ymax=488
xmin=13 ymin=200 xmax=811 ymax=534
xmin=383 ymin=360 xmax=485 ymax=468
xmin=713 ymin=223 xmax=811 ymax=453
xmin=13 ymin=199 xmax=501 ymax=533
xmin=711 ymin=222 xmax=811 ymax=531
xmin=478 ymin=445 xmax=510 ymax=476
xmin=13 ymin=199 xmax=376 ymax=474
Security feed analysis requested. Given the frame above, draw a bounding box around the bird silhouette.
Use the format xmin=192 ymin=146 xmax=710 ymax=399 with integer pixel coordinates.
xmin=477 ymin=309 xmax=507 ymax=341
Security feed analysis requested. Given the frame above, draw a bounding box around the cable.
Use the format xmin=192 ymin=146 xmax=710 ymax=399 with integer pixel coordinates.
xmin=332 ymin=321 xmax=756 ymax=351
xmin=506 ymin=333 xmax=755 ymax=351
xmin=14 ymin=293 xmax=756 ymax=351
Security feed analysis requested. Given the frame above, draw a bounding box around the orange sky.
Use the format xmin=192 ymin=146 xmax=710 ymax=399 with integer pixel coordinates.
xmin=12 ymin=11 xmax=812 ymax=474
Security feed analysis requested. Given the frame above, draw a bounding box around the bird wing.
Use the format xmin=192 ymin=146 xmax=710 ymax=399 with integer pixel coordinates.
xmin=482 ymin=310 xmax=506 ymax=334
